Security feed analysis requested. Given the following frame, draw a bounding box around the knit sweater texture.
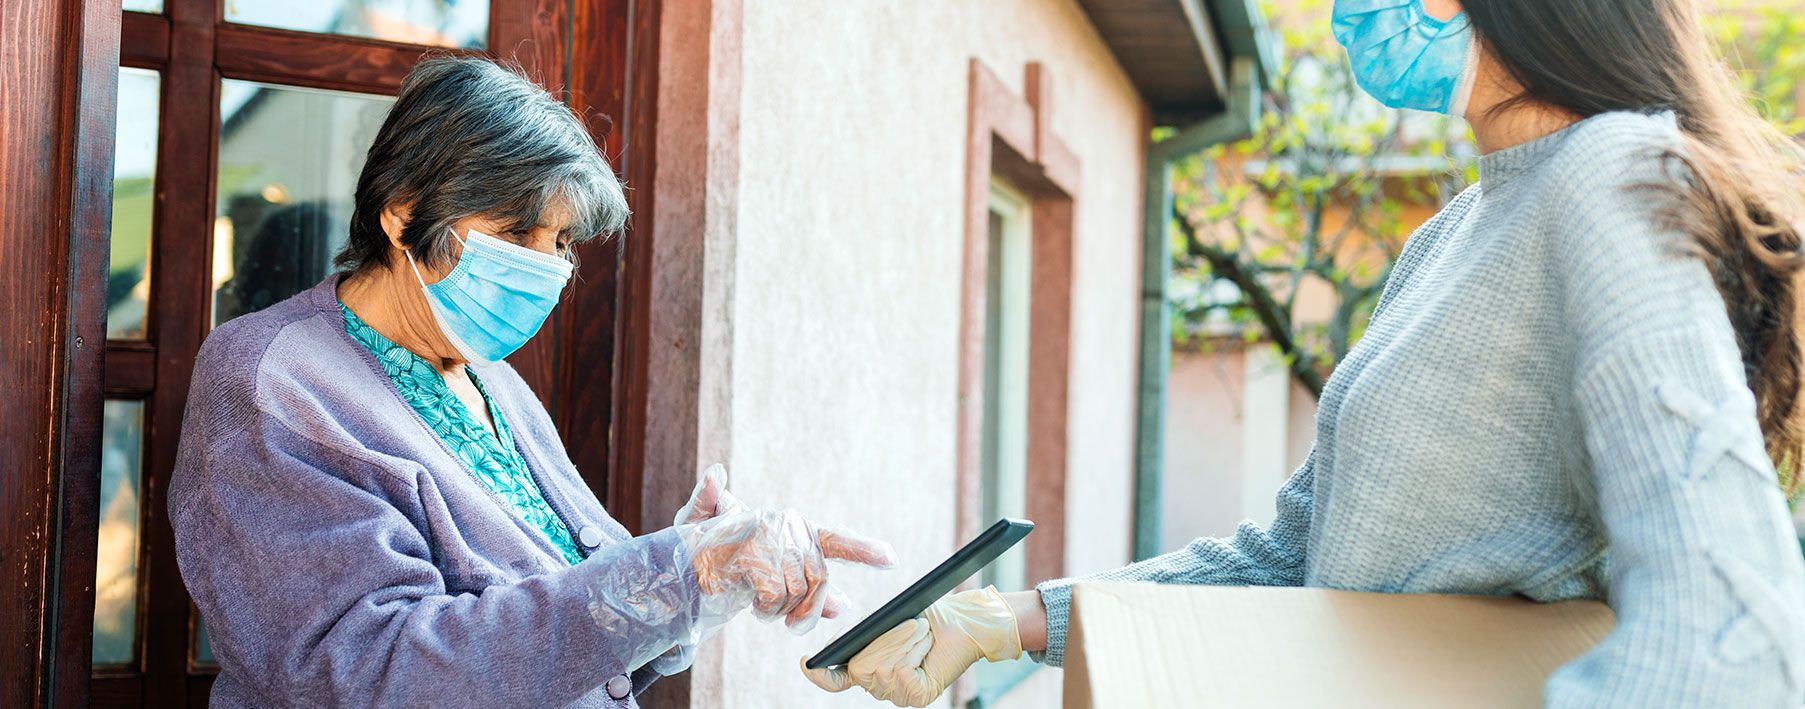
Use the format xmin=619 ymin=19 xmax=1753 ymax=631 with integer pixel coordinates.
xmin=1036 ymin=112 xmax=1805 ymax=706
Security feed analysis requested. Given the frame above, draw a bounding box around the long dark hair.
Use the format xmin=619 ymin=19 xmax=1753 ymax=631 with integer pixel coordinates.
xmin=1465 ymin=0 xmax=1805 ymax=493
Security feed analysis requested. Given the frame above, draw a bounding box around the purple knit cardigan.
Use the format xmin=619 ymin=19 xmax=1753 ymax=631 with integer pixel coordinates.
xmin=169 ymin=275 xmax=698 ymax=707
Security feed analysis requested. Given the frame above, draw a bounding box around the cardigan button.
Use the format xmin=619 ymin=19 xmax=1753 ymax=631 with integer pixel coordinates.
xmin=577 ymin=526 xmax=604 ymax=548
xmin=605 ymin=675 xmax=631 ymax=700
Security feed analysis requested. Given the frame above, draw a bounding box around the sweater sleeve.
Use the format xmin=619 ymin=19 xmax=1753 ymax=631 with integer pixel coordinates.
xmin=170 ymin=415 xmax=704 ymax=706
xmin=1543 ymin=124 xmax=1805 ymax=706
xmin=1031 ymin=454 xmax=1315 ymax=666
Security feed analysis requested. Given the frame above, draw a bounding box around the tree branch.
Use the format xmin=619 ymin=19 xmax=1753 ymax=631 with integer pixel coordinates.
xmin=1175 ymin=206 xmax=1327 ymax=398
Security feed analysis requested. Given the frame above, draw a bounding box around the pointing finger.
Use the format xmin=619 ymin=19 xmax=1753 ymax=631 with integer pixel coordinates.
xmin=816 ymin=525 xmax=898 ymax=569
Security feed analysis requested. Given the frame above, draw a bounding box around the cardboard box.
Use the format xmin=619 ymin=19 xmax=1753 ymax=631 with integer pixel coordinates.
xmin=1062 ymin=583 xmax=1613 ymax=709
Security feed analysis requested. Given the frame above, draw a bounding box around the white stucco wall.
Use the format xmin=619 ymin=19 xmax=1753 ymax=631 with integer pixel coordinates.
xmin=686 ymin=1 xmax=1147 ymax=706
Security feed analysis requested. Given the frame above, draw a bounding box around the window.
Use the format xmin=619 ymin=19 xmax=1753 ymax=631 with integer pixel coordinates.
xmin=957 ymin=59 xmax=1080 ymax=708
xmin=980 ymin=178 xmax=1033 ymax=595
xmin=212 ymin=80 xmax=393 ymax=326
xmin=972 ymin=177 xmax=1039 ymax=703
xmin=107 ymin=67 xmax=159 ymax=340
xmin=225 ymin=0 xmax=490 ymax=49
xmin=93 ymin=400 xmax=147 ymax=668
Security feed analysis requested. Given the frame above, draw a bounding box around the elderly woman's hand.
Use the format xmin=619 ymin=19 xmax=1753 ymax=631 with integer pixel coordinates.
xmin=673 ymin=464 xmax=748 ymax=526
xmin=680 ymin=507 xmax=896 ymax=635
xmin=649 ymin=464 xmax=752 ymax=675
xmin=673 ymin=464 xmax=857 ymax=620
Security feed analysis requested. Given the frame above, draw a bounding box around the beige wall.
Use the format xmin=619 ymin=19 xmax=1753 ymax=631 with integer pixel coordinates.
xmin=1162 ymin=348 xmax=1316 ymax=547
xmin=653 ymin=0 xmax=1148 ymax=706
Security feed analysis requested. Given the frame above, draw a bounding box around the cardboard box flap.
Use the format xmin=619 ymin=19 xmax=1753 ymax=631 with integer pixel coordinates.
xmin=1063 ymin=583 xmax=1614 ymax=709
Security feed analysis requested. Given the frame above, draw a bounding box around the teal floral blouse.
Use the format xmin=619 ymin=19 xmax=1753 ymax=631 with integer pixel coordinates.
xmin=340 ymin=302 xmax=585 ymax=565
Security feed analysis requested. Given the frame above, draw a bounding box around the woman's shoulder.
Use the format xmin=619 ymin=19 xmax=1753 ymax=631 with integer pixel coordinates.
xmin=1559 ymin=110 xmax=1683 ymax=150
xmin=1534 ymin=112 xmax=1694 ymax=253
xmin=187 ymin=278 xmax=366 ymax=446
xmin=1541 ymin=111 xmax=1687 ymax=195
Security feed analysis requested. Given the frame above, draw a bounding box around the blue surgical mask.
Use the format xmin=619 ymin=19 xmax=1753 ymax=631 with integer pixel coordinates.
xmin=1332 ymin=0 xmax=1478 ymax=116
xmin=407 ymin=229 xmax=573 ymax=364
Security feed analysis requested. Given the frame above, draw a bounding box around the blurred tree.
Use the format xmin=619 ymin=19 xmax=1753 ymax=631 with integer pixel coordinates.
xmin=1172 ymin=0 xmax=1805 ymax=403
xmin=1173 ymin=0 xmax=1804 ymax=501
xmin=1167 ymin=0 xmax=1472 ymax=397
xmin=1711 ymin=0 xmax=1805 ymax=135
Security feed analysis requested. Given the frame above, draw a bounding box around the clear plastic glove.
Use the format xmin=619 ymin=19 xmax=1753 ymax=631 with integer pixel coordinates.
xmin=649 ymin=464 xmax=748 ymax=675
xmin=674 ymin=463 xmax=749 ymax=525
xmin=800 ymin=586 xmax=1022 ymax=708
xmin=680 ymin=507 xmax=895 ymax=637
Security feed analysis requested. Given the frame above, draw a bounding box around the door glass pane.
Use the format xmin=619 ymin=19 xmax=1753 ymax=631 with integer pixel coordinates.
xmin=108 ymin=67 xmax=160 ymax=339
xmin=214 ymin=80 xmax=393 ymax=326
xmin=124 ymin=0 xmax=163 ymax=13
xmin=94 ymin=399 xmax=146 ymax=666
xmin=225 ymin=0 xmax=488 ymax=49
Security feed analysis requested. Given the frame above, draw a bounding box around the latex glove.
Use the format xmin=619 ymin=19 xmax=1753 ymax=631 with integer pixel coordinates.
xmin=680 ymin=508 xmax=895 ymax=635
xmin=801 ymin=586 xmax=1022 ymax=707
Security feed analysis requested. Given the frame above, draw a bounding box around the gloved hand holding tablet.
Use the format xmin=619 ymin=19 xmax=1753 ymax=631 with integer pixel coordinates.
xmin=802 ymin=518 xmax=1033 ymax=670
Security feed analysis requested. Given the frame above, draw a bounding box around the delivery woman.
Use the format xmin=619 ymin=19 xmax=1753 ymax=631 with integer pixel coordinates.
xmin=168 ymin=57 xmax=895 ymax=707
xmin=804 ymin=0 xmax=1805 ymax=704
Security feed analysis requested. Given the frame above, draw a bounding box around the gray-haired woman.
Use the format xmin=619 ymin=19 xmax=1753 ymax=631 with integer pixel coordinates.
xmin=168 ymin=57 xmax=894 ymax=708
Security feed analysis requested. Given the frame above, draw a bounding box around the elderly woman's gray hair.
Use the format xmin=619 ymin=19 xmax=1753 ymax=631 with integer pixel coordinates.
xmin=337 ymin=56 xmax=628 ymax=273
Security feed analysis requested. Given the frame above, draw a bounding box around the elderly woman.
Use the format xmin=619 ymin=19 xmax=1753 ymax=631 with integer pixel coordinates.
xmin=168 ymin=57 xmax=892 ymax=707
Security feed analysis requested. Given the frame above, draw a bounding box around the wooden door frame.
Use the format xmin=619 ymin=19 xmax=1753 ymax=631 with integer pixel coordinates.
xmin=1 ymin=0 xmax=122 ymax=705
xmin=5 ymin=0 xmax=663 ymax=704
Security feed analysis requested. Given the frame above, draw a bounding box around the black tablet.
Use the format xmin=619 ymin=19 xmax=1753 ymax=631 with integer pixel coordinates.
xmin=805 ymin=517 xmax=1034 ymax=670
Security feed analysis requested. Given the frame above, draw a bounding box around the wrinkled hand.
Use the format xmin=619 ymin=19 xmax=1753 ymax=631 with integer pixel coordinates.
xmin=800 ymin=586 xmax=1022 ymax=707
xmin=680 ymin=507 xmax=896 ymax=635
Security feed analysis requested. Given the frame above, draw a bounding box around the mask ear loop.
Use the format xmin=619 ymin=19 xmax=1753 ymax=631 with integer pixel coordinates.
xmin=402 ymin=233 xmax=491 ymax=365
xmin=404 ymin=248 xmax=431 ymax=289
xmin=403 ymin=228 xmax=469 ymax=289
xmin=1448 ymin=28 xmax=1480 ymax=118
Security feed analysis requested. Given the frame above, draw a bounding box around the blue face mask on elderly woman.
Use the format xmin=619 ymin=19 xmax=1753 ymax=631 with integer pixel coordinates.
xmin=1332 ymin=0 xmax=1478 ymax=116
xmin=406 ymin=228 xmax=573 ymax=363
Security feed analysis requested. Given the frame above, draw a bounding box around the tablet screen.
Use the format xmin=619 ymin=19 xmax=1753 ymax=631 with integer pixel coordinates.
xmin=805 ymin=518 xmax=1033 ymax=669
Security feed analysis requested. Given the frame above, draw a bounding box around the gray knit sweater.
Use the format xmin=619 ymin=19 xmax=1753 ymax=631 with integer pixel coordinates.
xmin=1037 ymin=112 xmax=1805 ymax=706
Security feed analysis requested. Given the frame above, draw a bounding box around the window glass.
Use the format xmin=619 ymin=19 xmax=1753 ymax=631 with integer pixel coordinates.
xmin=974 ymin=179 xmax=1039 ymax=697
xmin=108 ymin=67 xmax=160 ymax=340
xmin=213 ymin=80 xmax=392 ymax=326
xmin=980 ymin=179 xmax=1032 ymax=595
xmin=93 ymin=399 xmax=146 ymax=666
xmin=224 ymin=0 xmax=488 ymax=49
xmin=123 ymin=0 xmax=163 ymax=13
